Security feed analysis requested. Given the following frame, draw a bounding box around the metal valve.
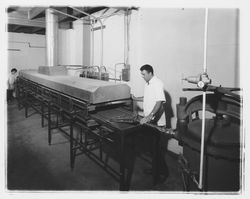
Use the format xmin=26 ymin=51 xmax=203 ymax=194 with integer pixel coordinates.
xmin=183 ymin=73 xmax=211 ymax=88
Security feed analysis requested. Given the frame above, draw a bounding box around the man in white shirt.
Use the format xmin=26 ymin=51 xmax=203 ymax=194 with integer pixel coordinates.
xmin=139 ymin=64 xmax=169 ymax=183
xmin=140 ymin=64 xmax=166 ymax=126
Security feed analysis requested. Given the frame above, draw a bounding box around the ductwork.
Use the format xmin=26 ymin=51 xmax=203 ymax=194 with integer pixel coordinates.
xmin=45 ymin=8 xmax=58 ymax=67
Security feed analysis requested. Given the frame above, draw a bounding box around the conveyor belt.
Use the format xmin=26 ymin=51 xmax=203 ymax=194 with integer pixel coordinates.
xmin=91 ymin=107 xmax=139 ymax=132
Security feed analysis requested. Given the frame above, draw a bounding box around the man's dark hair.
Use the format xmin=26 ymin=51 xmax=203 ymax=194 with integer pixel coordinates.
xmin=140 ymin=64 xmax=154 ymax=75
xmin=11 ymin=68 xmax=17 ymax=73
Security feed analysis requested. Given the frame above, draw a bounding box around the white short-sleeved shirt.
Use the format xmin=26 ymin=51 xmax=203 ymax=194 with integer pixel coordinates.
xmin=143 ymin=76 xmax=166 ymax=126
xmin=8 ymin=73 xmax=17 ymax=90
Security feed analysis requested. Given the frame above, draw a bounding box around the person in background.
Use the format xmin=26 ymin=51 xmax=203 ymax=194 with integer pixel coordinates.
xmin=7 ymin=68 xmax=18 ymax=102
xmin=136 ymin=64 xmax=169 ymax=183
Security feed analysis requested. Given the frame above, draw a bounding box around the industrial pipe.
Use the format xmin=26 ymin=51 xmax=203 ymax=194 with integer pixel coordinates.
xmin=198 ymin=8 xmax=209 ymax=190
xmin=8 ymin=41 xmax=45 ymax=48
xmin=124 ymin=8 xmax=130 ymax=66
xmin=91 ymin=19 xmax=94 ymax=66
xmin=114 ymin=63 xmax=125 ymax=83
xmin=50 ymin=8 xmax=82 ymax=21
xmin=68 ymin=6 xmax=104 ymax=80
xmin=124 ymin=10 xmax=127 ymax=65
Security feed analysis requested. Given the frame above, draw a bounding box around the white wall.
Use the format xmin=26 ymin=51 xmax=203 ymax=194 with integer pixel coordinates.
xmin=8 ymin=32 xmax=46 ymax=72
xmin=206 ymin=9 xmax=239 ymax=87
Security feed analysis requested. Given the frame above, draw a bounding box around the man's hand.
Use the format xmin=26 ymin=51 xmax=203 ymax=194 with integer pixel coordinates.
xmin=140 ymin=114 xmax=153 ymax=124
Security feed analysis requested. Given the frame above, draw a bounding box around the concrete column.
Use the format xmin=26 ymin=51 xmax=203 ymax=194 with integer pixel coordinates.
xmin=45 ymin=9 xmax=58 ymax=67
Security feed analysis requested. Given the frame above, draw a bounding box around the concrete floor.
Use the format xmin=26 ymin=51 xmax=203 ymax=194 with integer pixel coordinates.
xmin=7 ymin=100 xmax=183 ymax=191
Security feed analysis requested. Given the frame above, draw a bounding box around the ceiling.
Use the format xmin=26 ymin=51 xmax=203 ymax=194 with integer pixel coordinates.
xmin=7 ymin=6 xmax=137 ymax=35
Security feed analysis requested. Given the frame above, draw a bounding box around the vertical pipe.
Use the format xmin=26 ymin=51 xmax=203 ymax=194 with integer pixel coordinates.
xmin=198 ymin=8 xmax=209 ymax=190
xmin=48 ymin=101 xmax=51 ymax=145
xmin=114 ymin=63 xmax=125 ymax=83
xmin=45 ymin=9 xmax=58 ymax=67
xmin=126 ymin=9 xmax=130 ymax=65
xmin=124 ymin=8 xmax=130 ymax=66
xmin=91 ymin=19 xmax=94 ymax=66
xmin=124 ymin=11 xmax=127 ymax=65
xmin=100 ymin=21 xmax=103 ymax=75
xmin=203 ymin=8 xmax=208 ymax=73
xmin=199 ymin=91 xmax=207 ymax=190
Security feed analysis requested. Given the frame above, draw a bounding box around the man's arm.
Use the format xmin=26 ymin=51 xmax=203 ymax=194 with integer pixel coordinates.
xmin=140 ymin=101 xmax=164 ymax=124
xmin=131 ymin=94 xmax=144 ymax=102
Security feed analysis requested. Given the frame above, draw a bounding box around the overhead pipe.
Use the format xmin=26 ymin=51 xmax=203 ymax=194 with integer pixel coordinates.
xmin=8 ymin=16 xmax=45 ymax=23
xmin=97 ymin=12 xmax=122 ymax=20
xmin=50 ymin=8 xmax=84 ymax=21
xmin=8 ymin=41 xmax=45 ymax=48
xmin=95 ymin=8 xmax=131 ymax=20
xmin=8 ymin=48 xmax=21 ymax=51
xmin=68 ymin=6 xmax=104 ymax=80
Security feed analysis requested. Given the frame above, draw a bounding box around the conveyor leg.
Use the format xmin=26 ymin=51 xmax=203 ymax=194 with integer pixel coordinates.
xmin=80 ymin=128 xmax=83 ymax=144
xmin=56 ymin=111 xmax=59 ymax=127
xmin=48 ymin=102 xmax=51 ymax=145
xmin=17 ymin=86 xmax=21 ymax=110
xmin=152 ymin=134 xmax=160 ymax=185
xmin=99 ymin=139 xmax=103 ymax=161
xmin=41 ymin=101 xmax=44 ymax=127
xmin=120 ymin=135 xmax=128 ymax=191
xmin=70 ymin=117 xmax=75 ymax=169
xmin=25 ymin=92 xmax=28 ymax=118
xmin=85 ymin=130 xmax=88 ymax=148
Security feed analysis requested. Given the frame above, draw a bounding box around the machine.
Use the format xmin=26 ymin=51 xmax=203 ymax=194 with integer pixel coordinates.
xmin=177 ymin=78 xmax=242 ymax=191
